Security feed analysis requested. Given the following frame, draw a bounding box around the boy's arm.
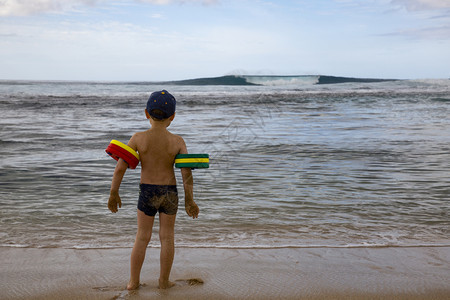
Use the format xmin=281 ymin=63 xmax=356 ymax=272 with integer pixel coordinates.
xmin=108 ymin=135 xmax=138 ymax=213
xmin=108 ymin=159 xmax=127 ymax=213
xmin=181 ymin=167 xmax=198 ymax=218
xmin=178 ymin=137 xmax=199 ymax=219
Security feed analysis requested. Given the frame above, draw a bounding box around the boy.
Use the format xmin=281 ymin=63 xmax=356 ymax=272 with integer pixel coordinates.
xmin=108 ymin=90 xmax=199 ymax=290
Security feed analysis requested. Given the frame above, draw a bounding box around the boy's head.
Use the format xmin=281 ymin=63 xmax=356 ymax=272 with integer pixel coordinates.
xmin=146 ymin=90 xmax=176 ymax=121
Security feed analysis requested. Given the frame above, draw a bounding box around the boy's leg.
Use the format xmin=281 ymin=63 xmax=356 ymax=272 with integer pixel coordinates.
xmin=128 ymin=210 xmax=155 ymax=290
xmin=158 ymin=212 xmax=176 ymax=289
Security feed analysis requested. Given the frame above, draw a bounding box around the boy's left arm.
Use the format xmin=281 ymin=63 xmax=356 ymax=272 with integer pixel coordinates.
xmin=177 ymin=136 xmax=199 ymax=219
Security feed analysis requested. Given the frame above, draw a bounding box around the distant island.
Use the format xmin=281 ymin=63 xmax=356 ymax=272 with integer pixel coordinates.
xmin=161 ymin=75 xmax=399 ymax=86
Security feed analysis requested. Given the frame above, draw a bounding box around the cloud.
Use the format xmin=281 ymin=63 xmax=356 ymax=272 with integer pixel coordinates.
xmin=138 ymin=0 xmax=218 ymax=4
xmin=0 ymin=0 xmax=218 ymax=16
xmin=0 ymin=0 xmax=100 ymax=16
xmin=383 ymin=25 xmax=450 ymax=40
xmin=391 ymin=0 xmax=450 ymax=11
xmin=387 ymin=0 xmax=450 ymax=40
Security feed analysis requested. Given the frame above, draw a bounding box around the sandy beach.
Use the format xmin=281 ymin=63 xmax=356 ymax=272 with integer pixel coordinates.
xmin=1 ymin=246 xmax=449 ymax=299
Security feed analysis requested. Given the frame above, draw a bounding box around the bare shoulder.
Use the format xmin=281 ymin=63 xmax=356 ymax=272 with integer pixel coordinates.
xmin=133 ymin=130 xmax=148 ymax=139
xmin=171 ymin=132 xmax=188 ymax=154
xmin=128 ymin=130 xmax=147 ymax=149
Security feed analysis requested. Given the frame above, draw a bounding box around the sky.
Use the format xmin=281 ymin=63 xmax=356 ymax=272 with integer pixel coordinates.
xmin=0 ymin=0 xmax=449 ymax=81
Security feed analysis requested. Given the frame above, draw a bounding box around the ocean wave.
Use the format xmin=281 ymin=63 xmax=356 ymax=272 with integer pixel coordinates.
xmin=317 ymin=75 xmax=398 ymax=84
xmin=163 ymin=75 xmax=258 ymax=86
xmin=243 ymin=75 xmax=319 ymax=86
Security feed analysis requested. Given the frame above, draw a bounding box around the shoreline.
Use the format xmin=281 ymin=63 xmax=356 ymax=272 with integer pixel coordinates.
xmin=3 ymin=243 xmax=450 ymax=250
xmin=2 ymin=246 xmax=449 ymax=299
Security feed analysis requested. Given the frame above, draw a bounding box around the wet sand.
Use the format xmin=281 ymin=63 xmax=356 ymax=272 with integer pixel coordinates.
xmin=1 ymin=246 xmax=449 ymax=299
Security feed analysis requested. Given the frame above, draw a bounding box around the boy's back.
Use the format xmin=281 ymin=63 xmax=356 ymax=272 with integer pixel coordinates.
xmin=129 ymin=126 xmax=186 ymax=186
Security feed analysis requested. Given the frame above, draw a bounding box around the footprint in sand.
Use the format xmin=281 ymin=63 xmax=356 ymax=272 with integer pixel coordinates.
xmin=92 ymin=286 xmax=124 ymax=292
xmin=93 ymin=283 xmax=147 ymax=292
xmin=175 ymin=278 xmax=204 ymax=286
xmin=93 ymin=284 xmax=147 ymax=300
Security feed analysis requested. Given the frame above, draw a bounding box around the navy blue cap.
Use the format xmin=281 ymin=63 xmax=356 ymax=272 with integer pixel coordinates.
xmin=146 ymin=90 xmax=176 ymax=120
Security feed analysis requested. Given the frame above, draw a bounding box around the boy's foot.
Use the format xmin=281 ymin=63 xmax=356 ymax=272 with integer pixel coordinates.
xmin=127 ymin=280 xmax=140 ymax=290
xmin=158 ymin=278 xmax=176 ymax=289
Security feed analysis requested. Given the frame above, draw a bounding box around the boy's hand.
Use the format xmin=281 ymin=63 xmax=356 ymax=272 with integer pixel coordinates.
xmin=185 ymin=201 xmax=199 ymax=219
xmin=108 ymin=191 xmax=122 ymax=213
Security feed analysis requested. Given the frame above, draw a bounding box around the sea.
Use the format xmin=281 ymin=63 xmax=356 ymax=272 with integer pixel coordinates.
xmin=1 ymin=76 xmax=449 ymax=249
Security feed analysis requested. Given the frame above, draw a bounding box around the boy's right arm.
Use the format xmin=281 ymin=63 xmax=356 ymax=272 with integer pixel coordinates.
xmin=108 ymin=158 xmax=128 ymax=213
xmin=108 ymin=134 xmax=138 ymax=213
